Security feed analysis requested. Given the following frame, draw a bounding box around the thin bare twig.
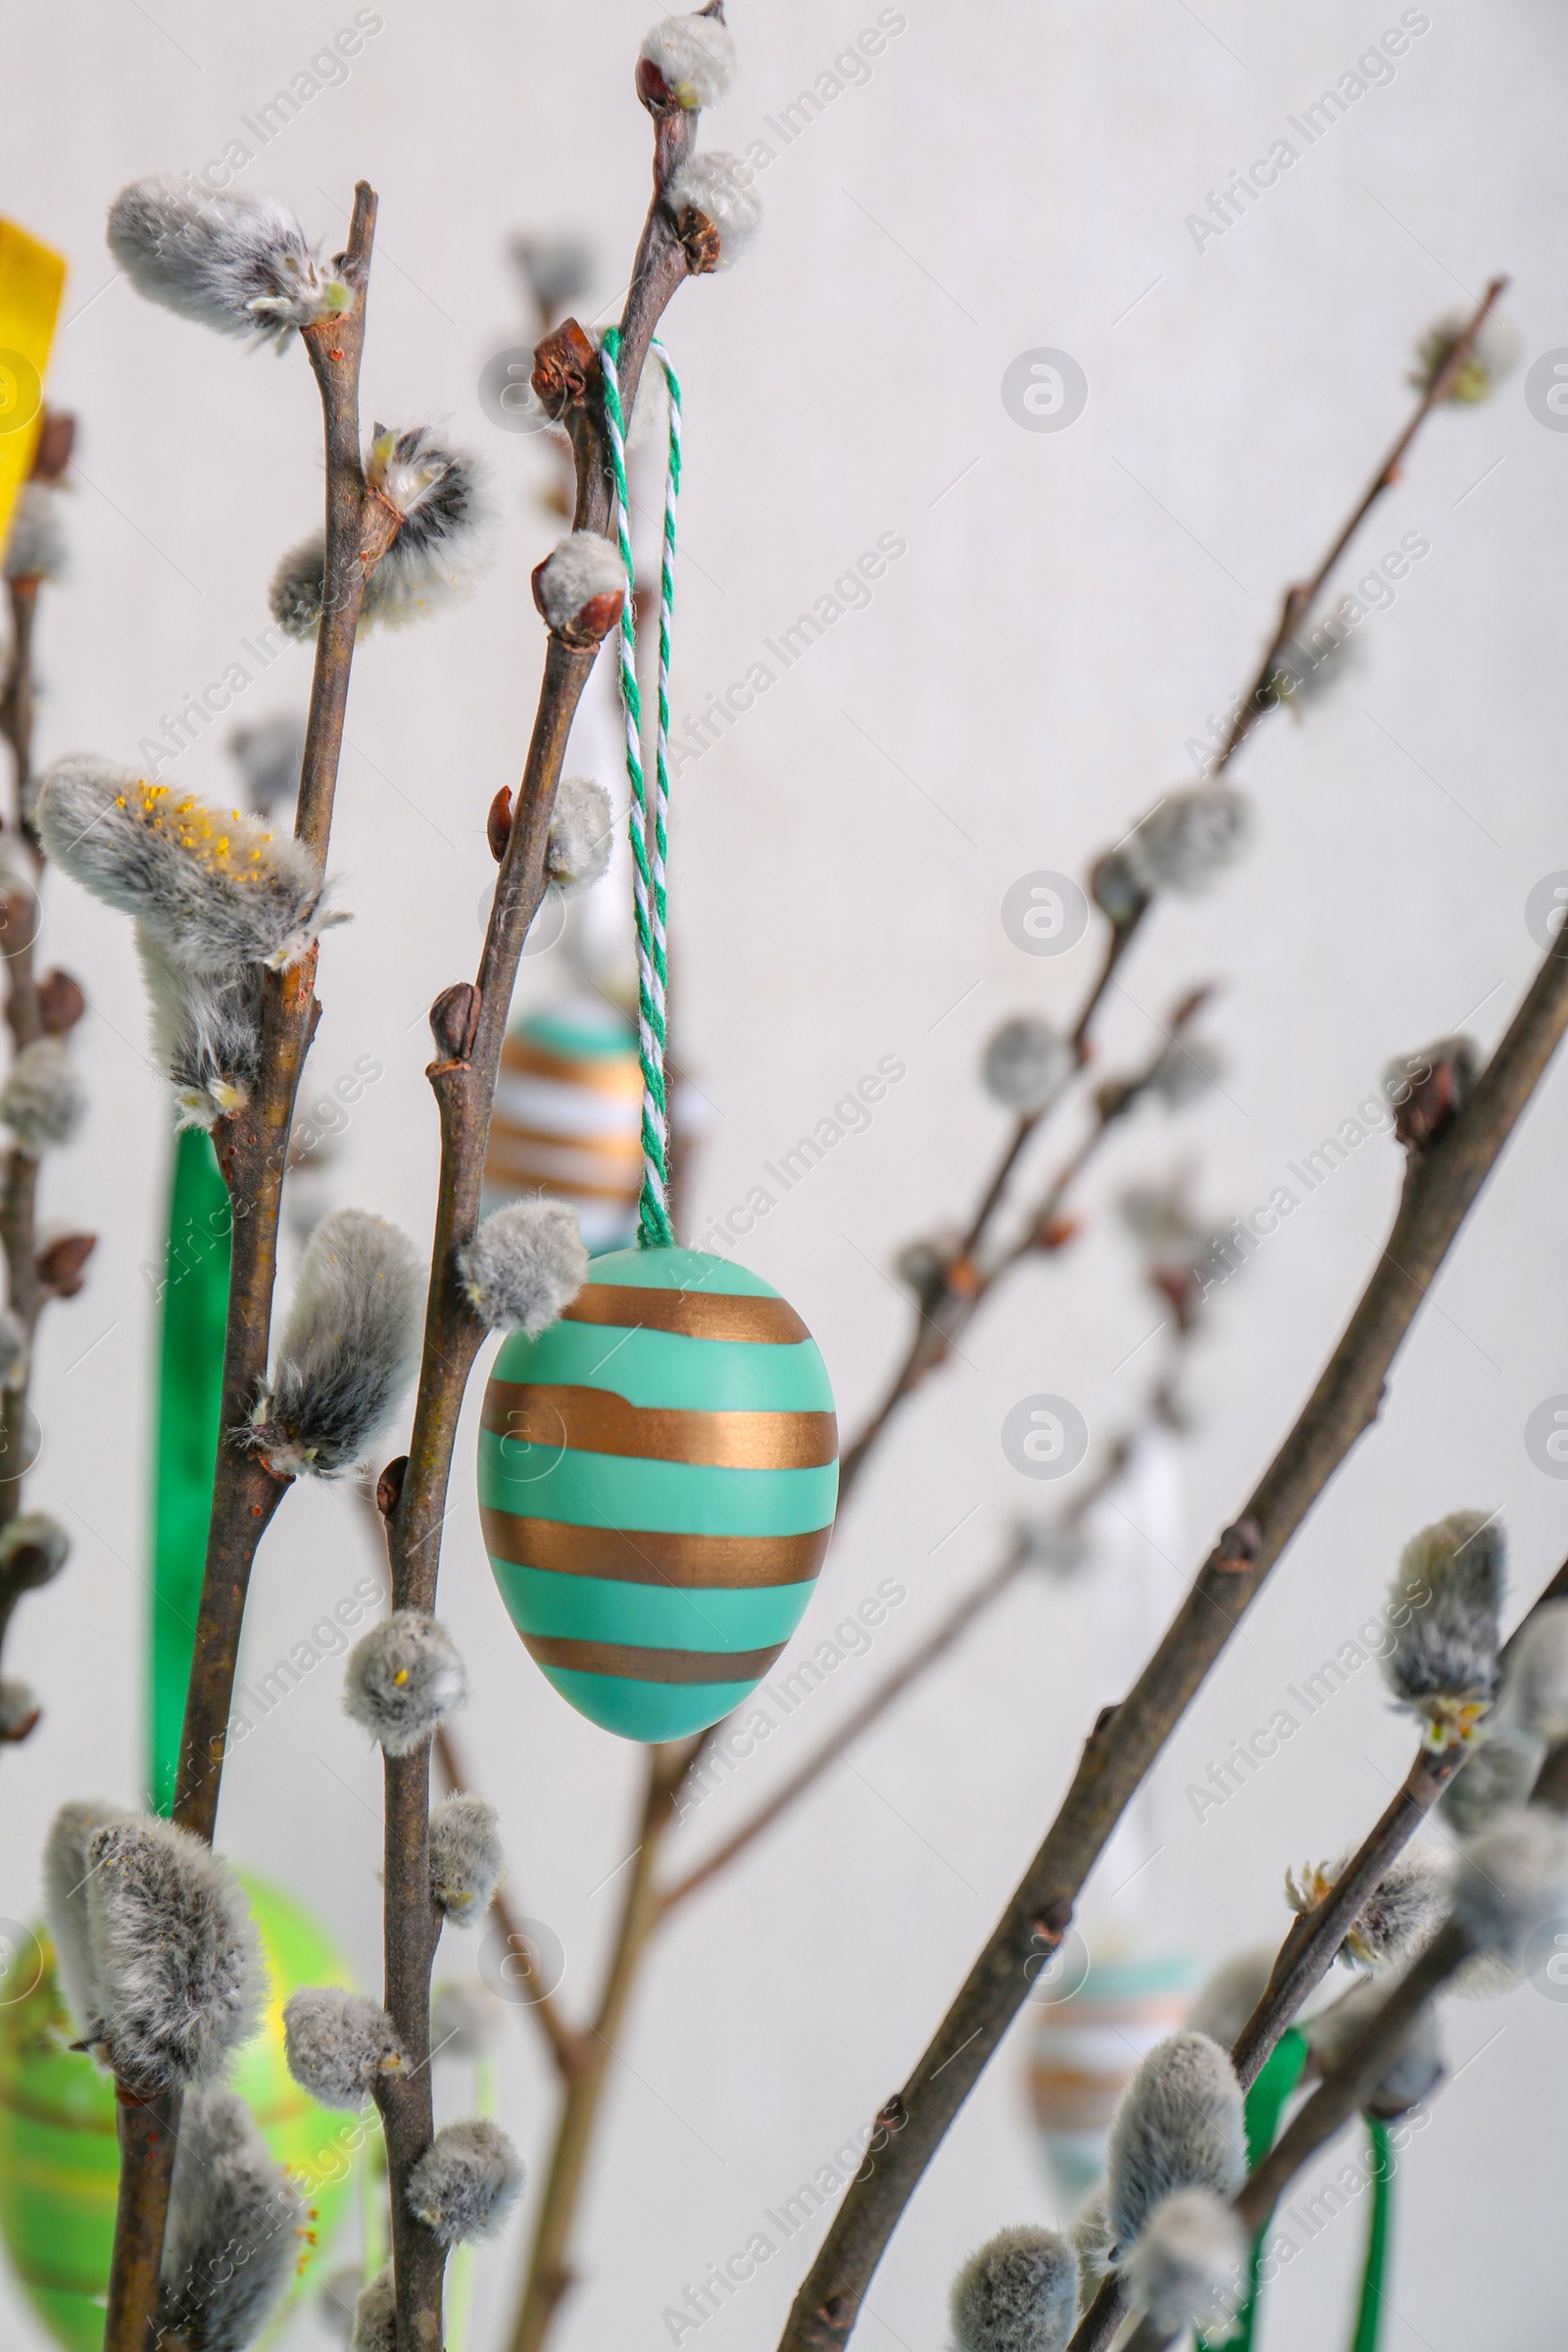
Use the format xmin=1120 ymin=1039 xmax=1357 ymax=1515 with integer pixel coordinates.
xmin=775 ymin=913 xmax=1568 ymax=2352
xmin=836 ymin=275 xmax=1507 ymax=1507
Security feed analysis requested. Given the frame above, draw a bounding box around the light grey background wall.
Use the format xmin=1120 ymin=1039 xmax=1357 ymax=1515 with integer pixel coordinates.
xmin=2 ymin=1 xmax=1565 ymax=2346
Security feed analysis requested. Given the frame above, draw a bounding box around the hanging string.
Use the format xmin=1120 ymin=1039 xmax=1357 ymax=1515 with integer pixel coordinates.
xmin=600 ymin=325 xmax=681 ymax=1249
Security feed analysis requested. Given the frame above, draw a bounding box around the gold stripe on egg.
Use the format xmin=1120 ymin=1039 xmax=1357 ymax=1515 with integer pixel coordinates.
xmin=524 ymin=1633 xmax=789 ymax=1684
xmin=500 ymin=1034 xmax=643 ymax=1095
xmin=480 ymin=1507 xmax=831 ymax=1589
xmin=483 ymin=1383 xmax=838 ymax=1469
xmin=560 ymin=1285 xmax=810 ymax=1345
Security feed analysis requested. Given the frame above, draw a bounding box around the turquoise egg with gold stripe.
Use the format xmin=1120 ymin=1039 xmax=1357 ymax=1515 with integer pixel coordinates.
xmin=477 ymin=1246 xmax=837 ymax=1740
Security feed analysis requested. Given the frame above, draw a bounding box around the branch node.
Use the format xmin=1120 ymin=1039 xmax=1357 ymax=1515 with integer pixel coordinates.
xmin=1213 ymin=1516 xmax=1262 ymax=1572
xmin=429 ymin=981 xmax=482 ymax=1064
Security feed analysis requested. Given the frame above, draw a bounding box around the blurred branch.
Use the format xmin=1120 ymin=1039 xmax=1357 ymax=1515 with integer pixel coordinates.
xmin=775 ymin=913 xmax=1568 ymax=2352
xmin=837 ymin=279 xmax=1507 ymax=1504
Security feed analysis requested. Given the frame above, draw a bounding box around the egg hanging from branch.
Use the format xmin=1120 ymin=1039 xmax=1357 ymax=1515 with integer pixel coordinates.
xmin=478 ymin=1247 xmax=838 ymax=1740
xmin=483 ymin=998 xmax=643 ymax=1255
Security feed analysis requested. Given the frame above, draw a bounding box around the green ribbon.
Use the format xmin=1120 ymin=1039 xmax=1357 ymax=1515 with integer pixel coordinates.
xmin=1198 ymin=2026 xmax=1309 ymax=2352
xmin=149 ymin=1126 xmax=231 ymax=1814
xmin=1350 ymin=2117 xmax=1393 ymax=2352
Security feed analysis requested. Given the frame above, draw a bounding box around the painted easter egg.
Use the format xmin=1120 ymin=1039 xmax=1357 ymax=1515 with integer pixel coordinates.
xmin=1027 ymin=1947 xmax=1194 ymax=2205
xmin=0 ymin=1874 xmax=358 ymax=2351
xmin=484 ymin=997 xmax=643 ymax=1254
xmin=478 ymin=1246 xmax=838 ymax=1740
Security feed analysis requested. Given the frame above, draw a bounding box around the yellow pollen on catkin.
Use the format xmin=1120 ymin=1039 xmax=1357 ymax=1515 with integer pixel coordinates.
xmin=392 ymin=1667 xmax=410 ymax=1686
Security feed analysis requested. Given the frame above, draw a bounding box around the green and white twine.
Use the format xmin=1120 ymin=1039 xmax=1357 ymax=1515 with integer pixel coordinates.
xmin=600 ymin=325 xmax=682 ymax=1250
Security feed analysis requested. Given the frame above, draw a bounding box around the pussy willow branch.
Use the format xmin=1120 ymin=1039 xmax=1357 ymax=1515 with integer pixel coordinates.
xmin=1213 ymin=275 xmax=1506 ymax=776
xmin=101 ymin=182 xmax=382 ymax=2352
xmin=837 ymin=275 xmax=1507 ymax=1507
xmin=375 ymin=103 xmax=704 ymax=2352
xmin=507 ymin=1739 xmax=699 ymax=2352
xmin=775 ymin=918 xmax=1568 ymax=2352
xmin=1123 ymin=1734 xmax=1568 ymax=2352
xmin=658 ymin=1348 xmax=1196 ymax=1917
xmin=1066 ymin=1546 xmax=1568 ymax=2352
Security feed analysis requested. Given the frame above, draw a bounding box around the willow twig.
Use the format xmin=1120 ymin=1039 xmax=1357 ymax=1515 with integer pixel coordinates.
xmin=776 ymin=914 xmax=1568 ymax=2352
xmin=375 ymin=94 xmax=705 ymax=2352
xmin=837 ymin=276 xmax=1507 ymax=1507
xmin=1066 ymin=1546 xmax=1568 ymax=2352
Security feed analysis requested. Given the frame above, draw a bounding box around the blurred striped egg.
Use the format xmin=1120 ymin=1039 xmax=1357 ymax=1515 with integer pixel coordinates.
xmin=1027 ymin=1947 xmax=1195 ymax=2204
xmin=478 ymin=1246 xmax=838 ymax=1740
xmin=484 ymin=997 xmax=642 ymax=1254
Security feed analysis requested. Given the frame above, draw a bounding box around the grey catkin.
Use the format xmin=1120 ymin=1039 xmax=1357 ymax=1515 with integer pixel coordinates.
xmin=156 ymin=2083 xmax=303 ymax=2352
xmin=37 ymin=756 xmax=331 ymax=973
xmin=949 ymin=2224 xmax=1078 ymax=2352
xmin=0 ymin=1680 xmax=37 ymax=1738
xmin=457 ymin=1198 xmax=586 ymax=1334
xmin=271 ymin=424 xmax=490 ymax=640
xmin=1449 ymin=1806 xmax=1568 ymax=1964
xmin=1124 ymin=2188 xmax=1247 ymax=2337
xmin=3 ymin=482 xmax=68 ymax=584
xmin=534 ymin=531 xmax=626 ymax=633
xmin=429 ymin=1793 xmax=505 ymax=1926
xmin=405 ymin=2116 xmax=525 ymax=2245
xmin=138 ymin=928 xmax=265 ymax=1128
xmin=107 ymin=174 xmax=347 ymax=344
xmin=350 ymin=2266 xmax=397 ymax=2351
xmin=1287 ymin=1848 xmax=1447 ymax=1974
xmin=1442 ymin=1728 xmax=1545 ymax=1837
xmin=42 ymin=1799 xmax=122 ymax=2047
xmin=251 ymin=1208 xmax=424 ymax=1476
xmin=1382 ymin=1508 xmax=1506 ymax=1745
xmin=0 ymin=1037 xmax=85 ymax=1152
xmin=1121 ymin=785 xmax=1250 ymax=897
xmin=1507 ymin=1599 xmax=1568 ymax=1744
xmin=430 ymin=1978 xmax=504 ymax=2062
xmin=1185 ymin=1948 xmax=1274 ymax=2051
xmin=227 ymin=710 xmax=306 ymax=817
xmin=343 ymin=1610 xmax=469 ymax=1756
xmin=640 ymin=13 xmax=738 ymax=107
xmin=84 ymin=1815 xmax=263 ymax=2089
xmin=282 ymin=1987 xmax=404 ymax=2109
xmin=662 ymin=152 xmax=762 ymax=268
xmin=0 ymin=1510 xmax=68 ymax=1584
xmin=1307 ymin=1979 xmax=1446 ymax=2119
xmin=547 ymin=774 xmax=614 ymax=897
xmin=980 ymin=1016 xmax=1073 ymax=1115
xmin=1104 ymin=2032 xmax=1246 ymax=2258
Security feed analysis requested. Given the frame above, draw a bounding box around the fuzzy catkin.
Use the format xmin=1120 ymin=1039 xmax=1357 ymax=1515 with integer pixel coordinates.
xmin=351 ymin=2266 xmax=397 ymax=2352
xmin=1442 ymin=1727 xmax=1545 ymax=1837
xmin=663 ymin=152 xmax=762 ymax=268
xmin=0 ymin=1511 xmax=70 ymax=1585
xmin=1104 ymin=2033 xmax=1246 ymax=2258
xmin=950 ymin=2225 xmax=1078 ymax=2352
xmin=0 ymin=1037 xmax=84 ymax=1152
xmin=640 ymin=13 xmax=737 ymax=106
xmin=42 ymin=1799 xmax=122 ymax=2047
xmin=1121 ymin=784 xmax=1250 ymax=897
xmin=405 ymin=2116 xmax=525 ymax=2244
xmin=0 ymin=1308 xmax=29 ymax=1389
xmin=980 ymin=1016 xmax=1073 ymax=1115
xmin=84 ymin=1815 xmax=262 ymax=2089
xmin=228 ymin=710 xmax=305 ymax=816
xmin=430 ymin=1978 xmax=503 ymax=2062
xmin=429 ymin=1793 xmax=505 ymax=1925
xmin=282 ymin=1988 xmax=404 ymax=2109
xmin=457 ymin=1198 xmax=586 ymax=1335
xmin=1148 ymin=1034 xmax=1225 ymax=1109
xmin=271 ymin=424 xmax=489 ymax=640
xmin=138 ymin=927 xmax=265 ymax=1127
xmin=343 ymin=1610 xmax=469 ymax=1756
xmin=1124 ymin=2188 xmax=1247 ymax=2336
xmin=107 ymin=175 xmax=346 ymax=344
xmin=1286 ymin=1848 xmax=1447 ymax=1974
xmin=37 ymin=756 xmax=330 ymax=973
xmin=1070 ymin=2191 xmax=1114 ymax=2307
xmin=156 ymin=2084 xmax=302 ymax=2352
xmin=547 ymin=774 xmax=614 ymax=897
xmin=1450 ymin=1806 xmax=1568 ymax=1963
xmin=1508 ymin=1599 xmax=1568 ymax=1744
xmin=3 ymin=482 xmax=68 ymax=584
xmin=252 ymin=1208 xmax=423 ymax=1476
xmin=1382 ymin=1508 xmax=1506 ymax=1744
xmin=534 ymin=531 xmax=626 ymax=633
xmin=1307 ymin=1979 xmax=1445 ymax=2119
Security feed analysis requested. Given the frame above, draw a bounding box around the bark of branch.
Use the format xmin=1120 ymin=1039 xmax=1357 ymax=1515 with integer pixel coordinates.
xmin=507 ymin=1743 xmax=692 ymax=2352
xmin=101 ymin=2084 xmax=181 ymax=2352
xmin=774 ymin=921 xmax=1568 ymax=2352
xmin=1213 ymin=278 xmax=1506 ymax=776
xmin=376 ymin=127 xmax=698 ymax=2352
xmin=1065 ymin=1551 xmax=1568 ymax=2352
xmin=836 ymin=283 xmax=1505 ymax=1510
xmin=170 ymin=179 xmax=378 ymax=1845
